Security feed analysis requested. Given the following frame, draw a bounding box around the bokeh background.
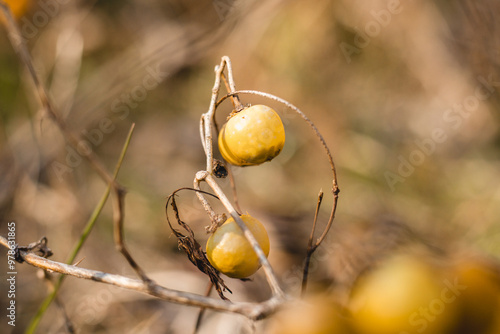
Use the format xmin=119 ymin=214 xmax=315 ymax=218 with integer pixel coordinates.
xmin=0 ymin=0 xmax=499 ymax=333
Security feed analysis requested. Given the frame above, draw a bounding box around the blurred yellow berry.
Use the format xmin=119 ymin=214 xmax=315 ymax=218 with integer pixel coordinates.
xmin=206 ymin=214 xmax=270 ymax=278
xmin=452 ymin=260 xmax=500 ymax=334
xmin=218 ymin=104 xmax=285 ymax=166
xmin=349 ymin=254 xmax=459 ymax=334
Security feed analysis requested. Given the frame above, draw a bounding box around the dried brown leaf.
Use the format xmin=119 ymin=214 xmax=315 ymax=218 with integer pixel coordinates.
xmin=166 ymin=188 xmax=232 ymax=300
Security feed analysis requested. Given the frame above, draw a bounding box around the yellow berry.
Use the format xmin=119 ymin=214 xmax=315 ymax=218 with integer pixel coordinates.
xmin=206 ymin=214 xmax=270 ymax=278
xmin=349 ymin=254 xmax=458 ymax=334
xmin=218 ymin=105 xmax=285 ymax=166
xmin=452 ymin=260 xmax=500 ymax=333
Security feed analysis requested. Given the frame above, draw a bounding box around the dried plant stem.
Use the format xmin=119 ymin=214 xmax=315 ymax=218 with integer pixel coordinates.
xmin=0 ymin=236 xmax=281 ymax=320
xmin=201 ymin=58 xmax=227 ymax=173
xmin=112 ymin=184 xmax=152 ymax=283
xmin=301 ymin=190 xmax=324 ymax=296
xmin=193 ymin=177 xmax=221 ymax=228
xmin=221 ymin=72 xmax=243 ymax=111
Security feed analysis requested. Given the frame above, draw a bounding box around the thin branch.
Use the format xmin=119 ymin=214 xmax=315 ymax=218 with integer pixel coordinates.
xmin=199 ymin=114 xmax=207 ymax=154
xmin=221 ymin=71 xmax=243 ymax=111
xmin=301 ymin=190 xmax=323 ymax=296
xmin=0 ymin=236 xmax=282 ymax=320
xmin=112 ymin=183 xmax=152 ymax=283
xmin=193 ymin=177 xmax=225 ymax=232
xmin=201 ymin=57 xmax=227 ymax=173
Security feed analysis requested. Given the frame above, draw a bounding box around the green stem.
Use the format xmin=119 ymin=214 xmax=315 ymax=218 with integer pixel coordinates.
xmin=25 ymin=124 xmax=135 ymax=334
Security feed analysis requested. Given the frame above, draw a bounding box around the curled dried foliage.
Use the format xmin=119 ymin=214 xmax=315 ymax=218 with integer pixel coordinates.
xmin=165 ymin=188 xmax=232 ymax=300
xmin=15 ymin=237 xmax=53 ymax=263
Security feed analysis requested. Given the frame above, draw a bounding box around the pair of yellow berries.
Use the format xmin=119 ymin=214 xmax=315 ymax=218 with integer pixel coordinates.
xmin=206 ymin=105 xmax=285 ymax=278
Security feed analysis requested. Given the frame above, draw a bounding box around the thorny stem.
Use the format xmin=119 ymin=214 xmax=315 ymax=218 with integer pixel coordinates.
xmin=198 ymin=171 xmax=285 ymax=299
xmin=0 ymin=235 xmax=282 ymax=320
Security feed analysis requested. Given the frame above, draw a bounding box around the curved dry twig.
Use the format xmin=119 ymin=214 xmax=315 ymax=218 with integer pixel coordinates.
xmin=217 ymin=90 xmax=338 ymax=180
xmin=302 ymin=190 xmax=324 ymax=296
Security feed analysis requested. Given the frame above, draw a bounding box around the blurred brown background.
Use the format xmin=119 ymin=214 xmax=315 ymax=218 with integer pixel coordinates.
xmin=0 ymin=0 xmax=499 ymax=333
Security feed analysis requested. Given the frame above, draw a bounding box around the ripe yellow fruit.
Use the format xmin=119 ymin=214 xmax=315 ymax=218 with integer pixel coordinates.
xmin=206 ymin=214 xmax=270 ymax=278
xmin=218 ymin=105 xmax=285 ymax=166
xmin=349 ymin=254 xmax=458 ymax=334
